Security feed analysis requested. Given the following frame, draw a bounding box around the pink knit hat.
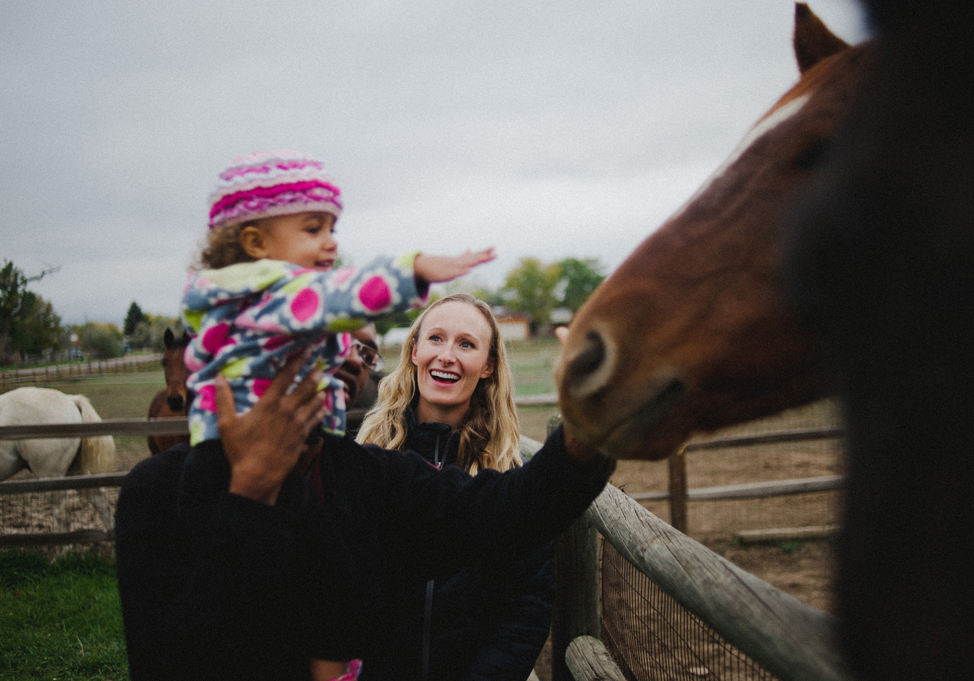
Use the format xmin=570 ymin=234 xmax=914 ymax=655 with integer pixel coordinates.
xmin=208 ymin=150 xmax=343 ymax=229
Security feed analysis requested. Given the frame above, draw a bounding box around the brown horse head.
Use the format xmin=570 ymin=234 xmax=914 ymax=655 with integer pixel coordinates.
xmin=162 ymin=327 xmax=192 ymax=412
xmin=147 ymin=327 xmax=192 ymax=454
xmin=557 ymin=4 xmax=871 ymax=459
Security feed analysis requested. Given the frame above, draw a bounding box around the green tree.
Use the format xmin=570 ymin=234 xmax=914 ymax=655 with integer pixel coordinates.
xmin=469 ymin=285 xmax=504 ymax=308
xmin=123 ymin=302 xmax=148 ymax=337
xmin=0 ymin=260 xmax=60 ymax=363
xmin=501 ymin=257 xmax=561 ymax=333
xmin=78 ymin=322 xmax=124 ymax=359
xmin=129 ymin=321 xmax=153 ymax=349
xmin=555 ymin=257 xmax=606 ymax=312
xmin=10 ymin=291 xmax=62 ymax=357
xmin=374 ymin=309 xmax=421 ymax=337
xmin=147 ymin=314 xmax=183 ymax=351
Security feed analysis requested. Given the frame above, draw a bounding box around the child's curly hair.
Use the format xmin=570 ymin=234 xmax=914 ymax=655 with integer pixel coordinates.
xmin=195 ymin=221 xmax=260 ymax=270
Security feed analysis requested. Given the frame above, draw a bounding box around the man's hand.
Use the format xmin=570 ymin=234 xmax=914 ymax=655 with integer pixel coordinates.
xmin=216 ymin=349 xmax=327 ymax=504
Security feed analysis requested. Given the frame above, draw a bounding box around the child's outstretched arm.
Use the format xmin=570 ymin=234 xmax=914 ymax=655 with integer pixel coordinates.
xmin=413 ymin=247 xmax=496 ymax=284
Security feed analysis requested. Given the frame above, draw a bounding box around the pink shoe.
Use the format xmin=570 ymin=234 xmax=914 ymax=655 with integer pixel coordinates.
xmin=333 ymin=659 xmax=362 ymax=681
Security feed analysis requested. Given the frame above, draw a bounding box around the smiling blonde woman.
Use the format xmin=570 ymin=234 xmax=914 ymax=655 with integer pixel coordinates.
xmin=357 ymin=293 xmax=521 ymax=475
xmin=356 ymin=293 xmax=548 ymax=681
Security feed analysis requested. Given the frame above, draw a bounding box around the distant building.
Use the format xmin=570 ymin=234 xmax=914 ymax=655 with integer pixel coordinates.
xmin=550 ymin=307 xmax=573 ymax=324
xmin=495 ymin=313 xmax=530 ymax=341
xmin=381 ymin=327 xmax=413 ymax=346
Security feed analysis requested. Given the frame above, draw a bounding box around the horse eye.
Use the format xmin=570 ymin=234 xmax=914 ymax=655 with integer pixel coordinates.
xmin=795 ymin=138 xmax=830 ymax=171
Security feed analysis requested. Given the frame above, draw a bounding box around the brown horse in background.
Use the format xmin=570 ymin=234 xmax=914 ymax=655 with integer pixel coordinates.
xmin=558 ymin=3 xmax=973 ymax=679
xmin=147 ymin=328 xmax=192 ymax=455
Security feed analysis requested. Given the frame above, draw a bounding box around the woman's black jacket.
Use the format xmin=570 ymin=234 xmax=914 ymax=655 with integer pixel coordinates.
xmin=370 ymin=416 xmax=555 ymax=681
xmin=114 ymin=426 xmax=613 ymax=681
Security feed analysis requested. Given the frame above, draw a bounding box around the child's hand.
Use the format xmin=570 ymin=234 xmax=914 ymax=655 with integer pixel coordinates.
xmin=414 ymin=247 xmax=496 ymax=283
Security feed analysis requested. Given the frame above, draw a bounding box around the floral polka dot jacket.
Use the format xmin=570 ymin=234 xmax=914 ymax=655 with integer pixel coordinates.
xmin=180 ymin=254 xmax=426 ymax=445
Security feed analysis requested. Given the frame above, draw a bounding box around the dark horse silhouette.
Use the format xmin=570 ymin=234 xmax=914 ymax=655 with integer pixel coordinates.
xmin=147 ymin=328 xmax=192 ymax=455
xmin=558 ymin=3 xmax=972 ymax=679
xmin=786 ymin=2 xmax=974 ymax=679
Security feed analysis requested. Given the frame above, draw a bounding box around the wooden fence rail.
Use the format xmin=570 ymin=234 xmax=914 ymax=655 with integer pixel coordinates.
xmin=566 ymin=637 xmax=627 ymax=681
xmin=581 ymin=484 xmax=851 ymax=681
xmin=0 ymin=473 xmax=127 ymax=495
xmin=0 ymin=355 xmax=163 ymax=390
xmin=629 ymin=474 xmax=844 ymax=502
xmin=0 ymin=395 xmax=565 ymax=441
xmin=685 ymin=427 xmax=844 ymax=452
xmin=0 ymin=418 xmax=189 ymax=440
xmin=1 ymin=529 xmax=115 ymax=548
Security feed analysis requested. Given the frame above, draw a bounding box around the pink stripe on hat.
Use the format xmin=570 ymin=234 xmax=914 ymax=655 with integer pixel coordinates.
xmin=208 ymin=151 xmax=343 ymax=229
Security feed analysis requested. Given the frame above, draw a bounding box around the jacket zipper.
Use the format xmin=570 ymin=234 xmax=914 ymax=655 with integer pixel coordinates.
xmin=421 ymin=434 xmax=443 ymax=681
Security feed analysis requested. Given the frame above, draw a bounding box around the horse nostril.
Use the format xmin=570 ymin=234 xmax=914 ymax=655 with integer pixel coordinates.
xmin=167 ymin=395 xmax=185 ymax=412
xmin=563 ymin=329 xmax=615 ymax=399
xmin=569 ymin=331 xmax=606 ymax=379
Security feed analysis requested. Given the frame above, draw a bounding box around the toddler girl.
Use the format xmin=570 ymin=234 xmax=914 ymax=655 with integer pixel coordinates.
xmin=182 ymin=149 xmax=494 ymax=446
xmin=178 ymin=150 xmax=494 ymax=680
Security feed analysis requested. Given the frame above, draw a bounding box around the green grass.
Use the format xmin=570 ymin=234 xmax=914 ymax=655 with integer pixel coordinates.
xmin=0 ymin=550 xmax=128 ymax=680
xmin=774 ymin=539 xmax=805 ymax=554
xmin=18 ymin=371 xmax=166 ymax=421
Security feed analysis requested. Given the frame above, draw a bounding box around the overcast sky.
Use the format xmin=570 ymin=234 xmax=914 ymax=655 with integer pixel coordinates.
xmin=1 ymin=0 xmax=868 ymax=326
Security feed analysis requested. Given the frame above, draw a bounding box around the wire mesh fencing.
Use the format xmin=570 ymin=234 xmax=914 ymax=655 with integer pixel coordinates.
xmin=601 ymin=538 xmax=779 ymax=681
xmin=0 ymin=478 xmax=121 ymax=549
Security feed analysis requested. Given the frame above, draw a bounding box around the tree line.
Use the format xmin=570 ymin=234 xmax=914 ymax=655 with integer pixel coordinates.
xmin=0 ymin=256 xmax=606 ymax=366
xmin=0 ymin=260 xmax=182 ymax=366
xmin=368 ymin=256 xmax=606 ymax=336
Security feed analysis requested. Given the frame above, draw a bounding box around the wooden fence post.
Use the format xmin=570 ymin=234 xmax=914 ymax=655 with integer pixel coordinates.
xmin=549 ymin=414 xmax=601 ymax=681
xmin=668 ymin=444 xmax=688 ymax=534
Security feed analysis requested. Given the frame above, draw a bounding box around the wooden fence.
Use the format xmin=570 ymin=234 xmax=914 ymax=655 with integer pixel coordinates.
xmin=525 ymin=417 xmax=851 ymax=681
xmin=555 ymin=484 xmax=851 ymax=681
xmin=0 ymin=355 xmax=163 ymax=390
xmin=0 ymin=418 xmax=179 ymax=548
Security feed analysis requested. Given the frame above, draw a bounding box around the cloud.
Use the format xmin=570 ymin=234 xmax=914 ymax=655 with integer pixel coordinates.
xmin=0 ymin=0 xmax=868 ymax=325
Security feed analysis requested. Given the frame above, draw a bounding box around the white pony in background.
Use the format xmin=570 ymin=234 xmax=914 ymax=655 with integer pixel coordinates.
xmin=0 ymin=387 xmax=116 ymax=531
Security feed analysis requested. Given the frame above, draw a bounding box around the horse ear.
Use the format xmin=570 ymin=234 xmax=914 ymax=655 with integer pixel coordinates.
xmin=164 ymin=328 xmax=174 ymax=348
xmin=793 ymin=3 xmax=849 ymax=74
xmin=181 ymin=330 xmax=191 ymax=345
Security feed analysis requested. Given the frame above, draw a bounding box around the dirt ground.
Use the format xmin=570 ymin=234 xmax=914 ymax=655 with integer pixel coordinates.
xmin=518 ymin=399 xmax=844 ymax=616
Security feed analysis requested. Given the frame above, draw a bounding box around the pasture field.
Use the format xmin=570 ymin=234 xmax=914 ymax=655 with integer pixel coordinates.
xmin=9 ymin=337 xmax=566 ymax=471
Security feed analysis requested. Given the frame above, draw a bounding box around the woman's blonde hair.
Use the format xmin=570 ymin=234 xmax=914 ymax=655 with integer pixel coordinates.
xmin=356 ymin=293 xmax=521 ymax=474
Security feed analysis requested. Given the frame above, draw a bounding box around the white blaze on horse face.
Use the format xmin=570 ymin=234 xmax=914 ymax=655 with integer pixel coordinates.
xmin=673 ymin=94 xmax=812 ymax=218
